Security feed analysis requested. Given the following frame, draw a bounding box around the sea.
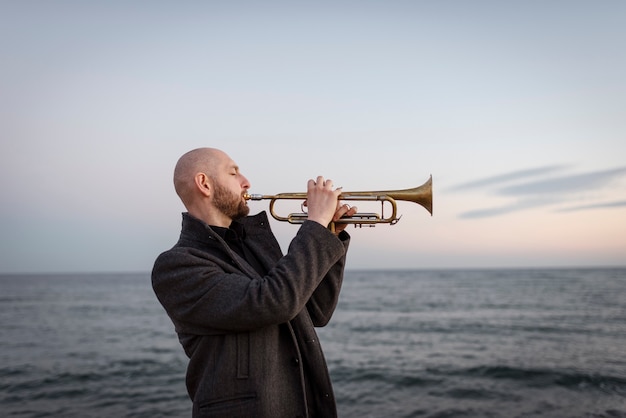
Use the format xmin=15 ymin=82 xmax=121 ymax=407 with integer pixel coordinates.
xmin=1 ymin=268 xmax=625 ymax=418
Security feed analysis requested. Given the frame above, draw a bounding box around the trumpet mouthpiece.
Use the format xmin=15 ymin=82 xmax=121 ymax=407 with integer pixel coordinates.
xmin=244 ymin=193 xmax=263 ymax=201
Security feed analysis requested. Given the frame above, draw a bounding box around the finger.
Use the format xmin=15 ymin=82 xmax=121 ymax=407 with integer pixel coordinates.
xmin=333 ymin=203 xmax=352 ymax=221
xmin=333 ymin=207 xmax=345 ymax=222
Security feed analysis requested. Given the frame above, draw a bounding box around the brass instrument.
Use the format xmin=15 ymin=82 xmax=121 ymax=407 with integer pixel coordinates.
xmin=244 ymin=175 xmax=432 ymax=227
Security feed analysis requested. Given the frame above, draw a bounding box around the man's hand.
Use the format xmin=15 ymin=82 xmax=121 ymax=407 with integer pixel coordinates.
xmin=331 ymin=202 xmax=358 ymax=235
xmin=305 ymin=176 xmax=343 ymax=228
xmin=305 ymin=176 xmax=358 ymax=234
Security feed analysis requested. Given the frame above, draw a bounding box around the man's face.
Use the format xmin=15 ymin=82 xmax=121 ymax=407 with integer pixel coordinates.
xmin=211 ymin=177 xmax=250 ymax=221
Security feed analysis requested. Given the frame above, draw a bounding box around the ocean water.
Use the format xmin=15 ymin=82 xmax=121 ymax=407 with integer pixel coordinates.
xmin=1 ymin=269 xmax=625 ymax=417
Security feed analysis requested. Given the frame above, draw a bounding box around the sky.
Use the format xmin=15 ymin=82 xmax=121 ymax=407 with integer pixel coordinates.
xmin=1 ymin=1 xmax=625 ymax=273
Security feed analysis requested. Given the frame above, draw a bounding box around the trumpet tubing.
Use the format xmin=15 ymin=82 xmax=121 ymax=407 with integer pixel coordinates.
xmin=245 ymin=175 xmax=432 ymax=227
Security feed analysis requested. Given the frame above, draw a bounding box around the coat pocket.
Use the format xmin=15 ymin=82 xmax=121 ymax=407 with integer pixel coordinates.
xmin=236 ymin=332 xmax=250 ymax=379
xmin=197 ymin=392 xmax=257 ymax=418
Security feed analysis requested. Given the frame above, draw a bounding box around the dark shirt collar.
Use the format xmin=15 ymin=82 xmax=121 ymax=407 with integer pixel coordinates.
xmin=211 ymin=220 xmax=246 ymax=242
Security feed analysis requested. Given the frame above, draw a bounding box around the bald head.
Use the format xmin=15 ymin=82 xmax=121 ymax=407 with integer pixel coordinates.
xmin=173 ymin=147 xmax=226 ymax=207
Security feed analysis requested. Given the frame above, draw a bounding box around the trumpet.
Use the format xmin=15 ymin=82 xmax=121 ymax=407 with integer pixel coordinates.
xmin=244 ymin=175 xmax=432 ymax=228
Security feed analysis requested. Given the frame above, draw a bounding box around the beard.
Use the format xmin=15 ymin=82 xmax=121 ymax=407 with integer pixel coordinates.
xmin=212 ymin=180 xmax=250 ymax=220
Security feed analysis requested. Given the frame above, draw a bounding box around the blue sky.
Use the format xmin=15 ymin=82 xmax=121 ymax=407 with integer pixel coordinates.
xmin=1 ymin=1 xmax=625 ymax=273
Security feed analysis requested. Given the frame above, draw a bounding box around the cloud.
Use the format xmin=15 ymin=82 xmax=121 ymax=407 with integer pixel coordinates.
xmin=448 ymin=165 xmax=567 ymax=191
xmin=557 ymin=200 xmax=626 ymax=213
xmin=455 ymin=166 xmax=626 ymax=219
xmin=496 ymin=167 xmax=626 ymax=196
xmin=459 ymin=197 xmax=559 ymax=219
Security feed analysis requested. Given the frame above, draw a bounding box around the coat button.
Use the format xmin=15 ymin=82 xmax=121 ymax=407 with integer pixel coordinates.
xmin=292 ymin=357 xmax=299 ymax=366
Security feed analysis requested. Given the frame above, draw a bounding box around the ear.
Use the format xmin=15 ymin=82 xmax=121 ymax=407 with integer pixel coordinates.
xmin=194 ymin=173 xmax=212 ymax=197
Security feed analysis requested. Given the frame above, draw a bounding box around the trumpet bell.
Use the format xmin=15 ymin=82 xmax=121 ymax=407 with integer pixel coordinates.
xmin=342 ymin=175 xmax=432 ymax=216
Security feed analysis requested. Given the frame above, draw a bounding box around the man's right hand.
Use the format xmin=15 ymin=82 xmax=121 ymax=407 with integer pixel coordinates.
xmin=305 ymin=176 xmax=342 ymax=228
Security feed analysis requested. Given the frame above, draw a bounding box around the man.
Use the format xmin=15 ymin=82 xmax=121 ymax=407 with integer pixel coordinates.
xmin=152 ymin=147 xmax=357 ymax=417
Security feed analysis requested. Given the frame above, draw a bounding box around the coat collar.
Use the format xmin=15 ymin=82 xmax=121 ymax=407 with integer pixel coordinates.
xmin=179 ymin=211 xmax=271 ymax=245
xmin=178 ymin=211 xmax=278 ymax=279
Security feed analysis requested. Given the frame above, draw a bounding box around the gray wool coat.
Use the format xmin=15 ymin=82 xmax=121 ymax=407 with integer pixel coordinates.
xmin=152 ymin=211 xmax=350 ymax=418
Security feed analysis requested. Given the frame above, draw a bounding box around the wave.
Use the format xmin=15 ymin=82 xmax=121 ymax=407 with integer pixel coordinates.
xmin=330 ymin=362 xmax=626 ymax=395
xmin=331 ymin=364 xmax=444 ymax=388
xmin=432 ymin=365 xmax=626 ymax=394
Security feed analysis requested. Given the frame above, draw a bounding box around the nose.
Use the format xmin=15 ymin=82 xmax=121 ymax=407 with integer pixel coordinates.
xmin=241 ymin=174 xmax=251 ymax=190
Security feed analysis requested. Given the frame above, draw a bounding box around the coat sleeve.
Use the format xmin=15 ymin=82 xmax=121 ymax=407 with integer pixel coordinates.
xmin=305 ymin=230 xmax=350 ymax=326
xmin=152 ymin=221 xmax=347 ymax=334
